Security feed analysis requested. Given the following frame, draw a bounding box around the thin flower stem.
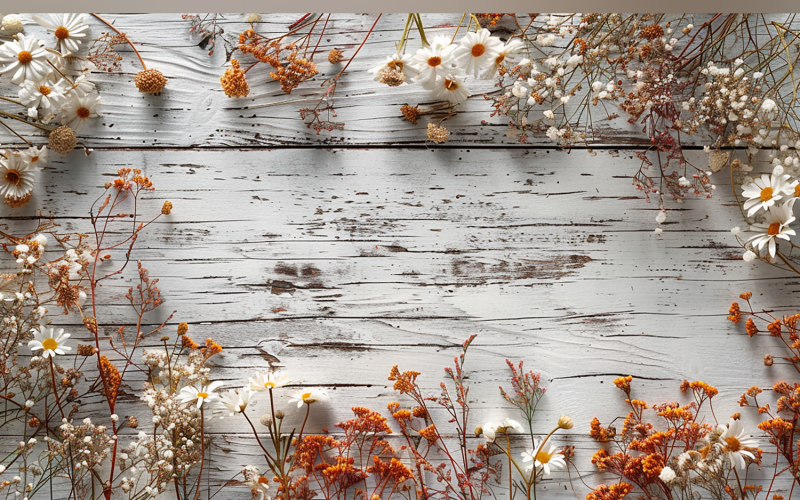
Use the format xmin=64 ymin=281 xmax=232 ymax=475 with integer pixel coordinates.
xmin=48 ymin=357 xmax=66 ymax=420
xmin=90 ymin=14 xmax=147 ymax=70
xmin=0 ymin=109 xmax=56 ymax=132
xmin=192 ymin=406 xmax=206 ymax=500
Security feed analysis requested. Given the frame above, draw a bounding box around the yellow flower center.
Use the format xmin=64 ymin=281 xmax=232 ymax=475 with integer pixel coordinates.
xmin=427 ymin=56 xmax=442 ymax=67
xmin=760 ymin=187 xmax=774 ymax=202
xmin=5 ymin=169 xmax=21 ymax=186
xmin=535 ymin=449 xmax=553 ymax=463
xmin=795 ymin=184 xmax=800 ymax=198
xmin=302 ymin=392 xmax=313 ymax=401
xmin=496 ymin=54 xmax=506 ymax=64
xmin=39 ymin=85 xmax=51 ymax=96
xmin=725 ymin=436 xmax=742 ymax=453
xmin=264 ymin=381 xmax=275 ymax=388
xmin=768 ymin=222 xmax=782 ymax=236
xmin=42 ymin=338 xmax=58 ymax=351
xmin=55 ymin=26 xmax=70 ymax=40
xmin=471 ymin=44 xmax=486 ymax=57
xmin=444 ymin=78 xmax=459 ymax=91
xmin=17 ymin=51 xmax=33 ymax=64
xmin=29 ymin=155 xmax=39 ymax=163
xmin=388 ymin=61 xmax=404 ymax=72
xmin=77 ymin=107 xmax=91 ymax=119
xmin=197 ymin=392 xmax=208 ymax=399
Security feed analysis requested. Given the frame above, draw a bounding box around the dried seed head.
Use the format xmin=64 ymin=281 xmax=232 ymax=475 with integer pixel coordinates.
xmin=161 ymin=201 xmax=173 ymax=215
xmin=49 ymin=126 xmax=77 ymax=154
xmin=77 ymin=344 xmax=96 ymax=356
xmin=221 ymin=60 xmax=250 ymax=98
xmin=83 ymin=317 xmax=97 ymax=334
xmin=134 ymin=68 xmax=167 ymax=94
xmin=328 ymin=48 xmax=344 ymax=64
xmin=764 ymin=354 xmax=774 ymax=366
xmin=401 ymin=104 xmax=420 ymax=124
xmin=177 ymin=322 xmax=188 ymax=335
xmin=4 ymin=193 xmax=31 ymax=208
xmin=427 ymin=123 xmax=450 ymax=144
xmin=128 ymin=416 xmax=138 ymax=428
xmin=639 ymin=24 xmax=664 ymax=40
xmin=379 ymin=68 xmax=405 ymax=87
xmin=275 ymin=410 xmax=285 ymax=419
xmin=260 ymin=414 xmax=273 ymax=427
xmin=558 ymin=414 xmax=574 ymax=429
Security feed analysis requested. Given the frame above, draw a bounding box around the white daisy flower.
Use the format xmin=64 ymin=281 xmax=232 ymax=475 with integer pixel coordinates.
xmin=369 ymin=53 xmax=419 ymax=82
xmin=177 ymin=381 xmax=224 ymax=409
xmin=28 ymin=325 xmax=72 ymax=358
xmin=741 ymin=172 xmax=796 ymax=216
xmin=0 ymin=34 xmax=49 ymax=85
xmin=480 ymin=38 xmax=524 ymax=79
xmin=521 ymin=439 xmax=566 ymax=476
xmin=0 ymin=152 xmax=35 ymax=200
xmin=432 ymin=74 xmax=470 ymax=104
xmin=481 ymin=418 xmax=524 ymax=442
xmin=21 ymin=145 xmax=47 ymax=169
xmin=249 ymin=371 xmax=290 ymax=391
xmin=67 ymin=74 xmax=96 ymax=98
xmin=747 ymin=198 xmax=796 ymax=259
xmin=411 ymin=36 xmax=456 ymax=90
xmin=716 ymin=418 xmax=758 ymax=470
xmin=214 ymin=388 xmax=255 ymax=417
xmin=32 ymin=14 xmax=89 ymax=55
xmin=19 ymin=78 xmax=67 ymax=114
xmin=288 ymin=388 xmax=328 ymax=408
xmin=452 ymin=28 xmax=503 ymax=78
xmin=60 ymin=92 xmax=99 ymax=133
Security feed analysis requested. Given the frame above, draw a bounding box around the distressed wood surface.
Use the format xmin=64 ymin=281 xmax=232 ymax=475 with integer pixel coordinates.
xmin=1 ymin=12 xmax=798 ymax=500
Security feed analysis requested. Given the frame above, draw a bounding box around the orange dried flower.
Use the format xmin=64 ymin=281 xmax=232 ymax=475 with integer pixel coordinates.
xmin=590 ymin=417 xmax=615 ymax=442
xmin=418 ymin=424 xmax=438 ymax=444
xmin=412 ymin=406 xmax=427 ymax=419
xmin=161 ymin=201 xmax=172 ymax=215
xmin=639 ymin=24 xmax=664 ymax=40
xmin=614 ymin=375 xmax=633 ymax=394
xmin=764 ymin=354 xmax=774 ymax=366
xmin=401 ymin=104 xmax=420 ymax=124
xmin=221 ymin=60 xmax=250 ymax=98
xmin=77 ymin=344 xmax=96 ymax=356
xmin=586 ymin=483 xmax=634 ymax=500
xmin=388 ymin=366 xmax=420 ymax=394
xmin=767 ymin=319 xmax=782 ymax=336
xmin=99 ymin=356 xmax=121 ymax=406
xmin=328 ymin=48 xmax=343 ymax=64
xmin=367 ymin=456 xmax=413 ymax=484
xmin=177 ymin=322 xmax=189 ymax=335
xmin=746 ymin=318 xmax=758 ymax=337
xmin=739 ymin=291 xmax=752 ymax=300
xmin=203 ymin=338 xmax=223 ymax=357
xmin=182 ymin=335 xmax=199 ymax=349
xmin=728 ymin=302 xmax=741 ymax=323
xmin=680 ymin=380 xmax=718 ymax=398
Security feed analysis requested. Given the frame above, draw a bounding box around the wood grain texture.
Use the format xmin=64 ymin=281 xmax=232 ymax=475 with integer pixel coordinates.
xmin=1 ymin=12 xmax=798 ymax=500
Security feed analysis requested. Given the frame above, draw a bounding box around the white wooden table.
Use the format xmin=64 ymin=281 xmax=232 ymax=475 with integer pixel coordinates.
xmin=1 ymin=13 xmax=796 ymax=500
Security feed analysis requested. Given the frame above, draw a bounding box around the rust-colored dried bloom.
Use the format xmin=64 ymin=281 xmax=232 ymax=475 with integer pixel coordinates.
xmin=728 ymin=302 xmax=741 ymax=323
xmin=77 ymin=344 xmax=96 ymax=356
xmin=388 ymin=365 xmax=420 ymax=394
xmin=4 ymin=193 xmax=31 ymax=208
xmin=100 ymin=356 xmax=121 ymax=406
xmin=740 ymin=291 xmax=752 ymax=300
xmin=328 ymin=48 xmax=343 ymax=64
xmin=379 ymin=68 xmax=405 ymax=87
xmin=203 ymin=338 xmax=223 ymax=357
xmin=639 ymin=24 xmax=664 ymax=40
xmin=83 ymin=317 xmax=97 ymax=334
xmin=161 ymin=201 xmax=172 ymax=215
xmin=764 ymin=354 xmax=774 ymax=366
xmin=28 ymin=417 xmax=40 ymax=427
xmin=401 ymin=104 xmax=420 ymax=124
xmin=746 ymin=318 xmax=758 ymax=337
xmin=128 ymin=415 xmax=138 ymax=428
xmin=613 ymin=375 xmax=632 ymax=394
xmin=767 ymin=319 xmax=782 ymax=336
xmin=135 ymin=68 xmax=167 ymax=94
xmin=586 ymin=482 xmax=634 ymax=500
xmin=427 ymin=123 xmax=449 ymax=144
xmin=177 ymin=322 xmax=189 ymax=335
xmin=412 ymin=406 xmax=427 ymax=419
xmin=221 ymin=59 xmax=250 ymax=98
xmin=680 ymin=380 xmax=718 ymax=398
xmin=418 ymin=424 xmax=438 ymax=444
xmin=49 ymin=125 xmax=77 ymax=154
xmin=182 ymin=335 xmax=199 ymax=349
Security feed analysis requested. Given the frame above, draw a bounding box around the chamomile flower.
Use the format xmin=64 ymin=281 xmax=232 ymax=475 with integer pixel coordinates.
xmin=28 ymin=325 xmax=72 ymax=358
xmin=288 ymin=388 xmax=329 ymax=408
xmin=716 ymin=418 xmax=757 ymax=470
xmin=432 ymin=74 xmax=470 ymax=104
xmin=0 ymin=34 xmax=49 ymax=85
xmin=32 ymin=14 xmax=89 ymax=56
xmin=747 ymin=198 xmax=796 ymax=258
xmin=215 ymin=388 xmax=255 ymax=417
xmin=412 ymin=36 xmax=456 ymax=90
xmin=741 ymin=171 xmax=796 ymax=216
xmin=481 ymin=418 xmax=524 ymax=442
xmin=0 ymin=152 xmax=35 ymax=200
xmin=480 ymin=38 xmax=524 ymax=79
xmin=19 ymin=78 xmax=67 ymax=114
xmin=177 ymin=381 xmax=224 ymax=409
xmin=60 ymin=92 xmax=99 ymax=133
xmin=452 ymin=28 xmax=503 ymax=78
xmin=68 ymin=74 xmax=96 ymax=98
xmin=249 ymin=371 xmax=290 ymax=391
xmin=369 ymin=53 xmax=419 ymax=82
xmin=521 ymin=439 xmax=566 ymax=476
xmin=21 ymin=145 xmax=47 ymax=168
